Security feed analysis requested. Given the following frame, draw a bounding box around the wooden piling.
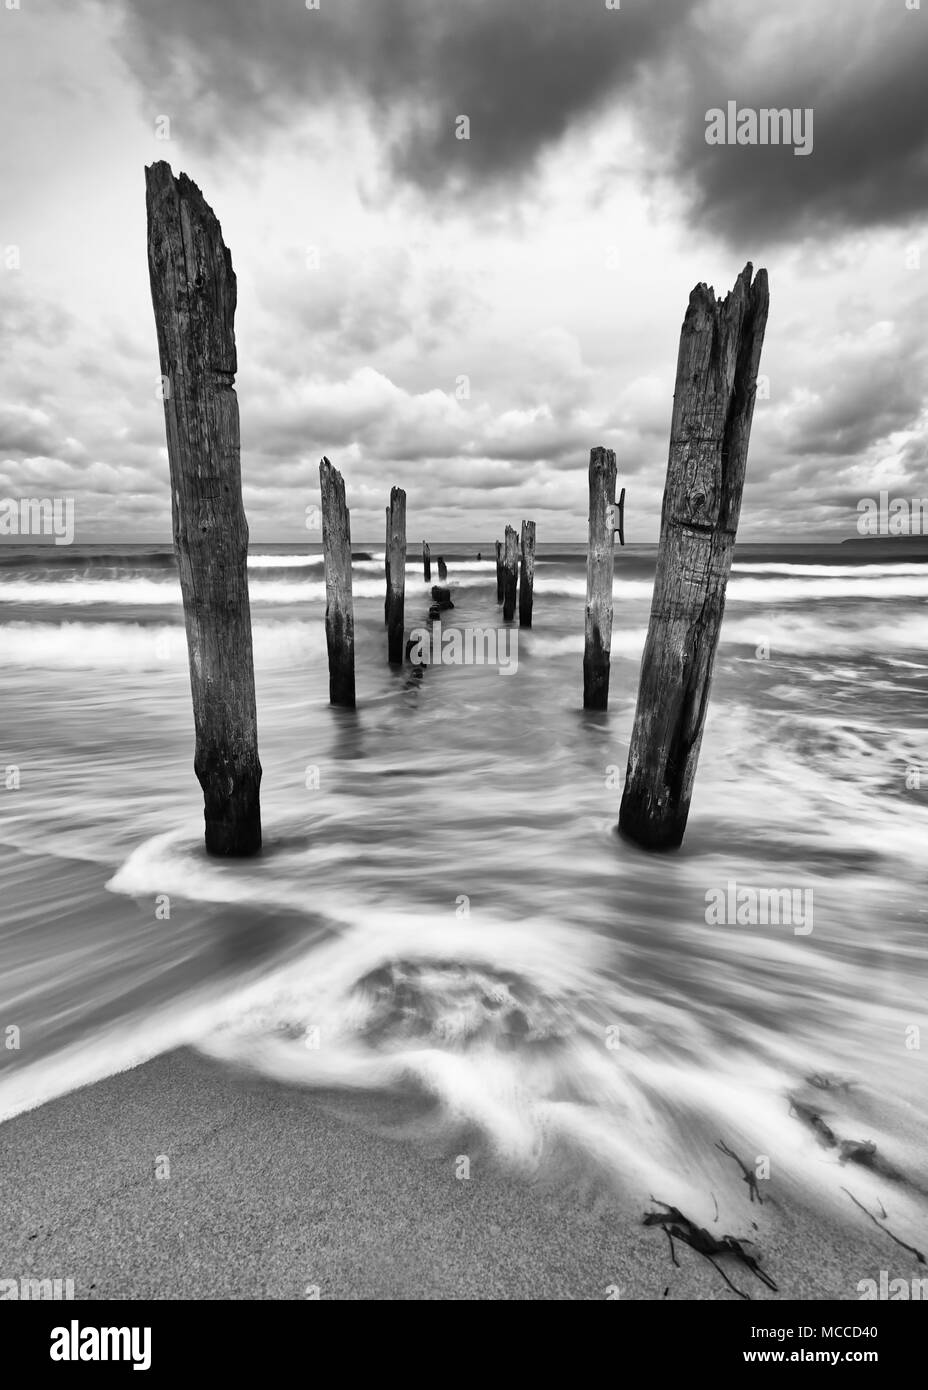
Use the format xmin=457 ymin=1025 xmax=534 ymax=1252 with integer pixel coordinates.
xmin=495 ymin=540 xmax=504 ymax=603
xmin=319 ymin=457 xmax=355 ymax=708
xmin=423 ymin=541 xmax=431 ymax=582
xmin=145 ymin=161 xmax=261 ymax=857
xmin=502 ymin=526 xmax=518 ymax=622
xmin=619 ymin=263 xmax=769 ymax=850
xmin=583 ymin=447 xmax=617 ymax=712
xmin=519 ymin=520 xmax=536 ymax=628
xmin=384 ymin=507 xmax=390 ymax=624
xmin=386 ymin=487 xmax=407 ymax=664
xmin=437 ymin=555 xmax=448 ymax=581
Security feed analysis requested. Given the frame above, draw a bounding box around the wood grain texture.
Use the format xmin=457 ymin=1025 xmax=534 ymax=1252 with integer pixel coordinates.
xmin=384 ymin=507 xmax=390 ymax=625
xmin=519 ymin=520 xmax=536 ymax=629
xmin=583 ymin=447 xmax=617 ymax=711
xmin=386 ymin=487 xmax=407 ymax=664
xmin=145 ymin=161 xmax=261 ymax=857
xmin=320 ymin=457 xmax=355 ymax=708
xmin=502 ymin=525 xmax=518 ymax=622
xmin=620 ymin=263 xmax=769 ymax=849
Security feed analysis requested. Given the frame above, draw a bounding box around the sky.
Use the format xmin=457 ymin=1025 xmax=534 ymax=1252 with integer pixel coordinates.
xmin=0 ymin=0 xmax=926 ymax=543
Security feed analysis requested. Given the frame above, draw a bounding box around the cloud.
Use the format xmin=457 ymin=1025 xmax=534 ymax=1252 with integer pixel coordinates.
xmin=114 ymin=0 xmax=688 ymax=191
xmin=782 ymin=315 xmax=928 ymax=459
xmin=113 ymin=0 xmax=928 ymax=243
xmin=0 ymin=405 xmax=88 ymax=463
xmin=4 ymin=3 xmax=926 ymax=543
xmin=661 ymin=0 xmax=928 ymax=243
xmin=0 ymin=279 xmax=74 ymax=358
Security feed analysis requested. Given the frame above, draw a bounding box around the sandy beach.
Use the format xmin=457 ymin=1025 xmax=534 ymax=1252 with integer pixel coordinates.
xmin=0 ymin=1047 xmax=913 ymax=1301
xmin=4 ymin=0 xmax=928 ymax=1325
xmin=3 ymin=543 xmax=928 ymax=1303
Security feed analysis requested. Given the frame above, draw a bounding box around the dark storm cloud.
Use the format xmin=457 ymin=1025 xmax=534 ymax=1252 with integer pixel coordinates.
xmin=669 ymin=0 xmax=928 ymax=242
xmin=115 ymin=0 xmax=928 ymax=242
xmin=114 ymin=0 xmax=689 ymax=187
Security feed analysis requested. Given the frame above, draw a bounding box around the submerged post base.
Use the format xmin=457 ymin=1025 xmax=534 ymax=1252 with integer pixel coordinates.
xmin=199 ymin=760 xmax=262 ymax=857
xmin=618 ymin=794 xmax=687 ymax=852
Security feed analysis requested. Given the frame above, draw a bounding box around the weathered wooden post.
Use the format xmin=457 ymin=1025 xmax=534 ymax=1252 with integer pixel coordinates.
xmin=430 ymin=585 xmax=454 ymax=614
xmin=519 ymin=520 xmax=536 ymax=628
xmin=495 ymin=540 xmax=504 ymax=603
xmin=386 ymin=487 xmax=407 ymax=664
xmin=423 ymin=541 xmax=431 ymax=581
xmin=319 ymin=457 xmax=355 ymax=708
xmin=145 ymin=162 xmax=261 ymax=857
xmin=502 ymin=525 xmax=519 ymax=622
xmin=437 ymin=555 xmax=448 ymax=581
xmin=620 ymin=263 xmax=769 ymax=850
xmin=384 ymin=506 xmax=390 ymax=624
xmin=583 ymin=447 xmax=617 ymax=712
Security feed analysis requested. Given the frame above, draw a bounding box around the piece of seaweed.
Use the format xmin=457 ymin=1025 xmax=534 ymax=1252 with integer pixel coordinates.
xmin=716 ymin=1139 xmax=764 ymax=1204
xmin=643 ymin=1198 xmax=778 ymax=1300
xmin=789 ymin=1094 xmax=907 ymax=1182
xmin=841 ymin=1188 xmax=926 ymax=1266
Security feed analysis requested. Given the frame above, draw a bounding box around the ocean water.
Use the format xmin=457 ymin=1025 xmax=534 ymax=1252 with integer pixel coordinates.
xmin=1 ymin=540 xmax=927 ymax=1253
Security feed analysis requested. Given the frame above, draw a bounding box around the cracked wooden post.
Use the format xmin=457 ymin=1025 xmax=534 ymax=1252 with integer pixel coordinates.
xmin=502 ymin=525 xmax=518 ymax=622
xmin=422 ymin=541 xmax=431 ymax=582
xmin=384 ymin=506 xmax=390 ymax=625
xmin=145 ymin=161 xmax=261 ymax=857
xmin=319 ymin=457 xmax=355 ymax=708
xmin=583 ymin=447 xmax=617 ymax=711
xmin=386 ymin=487 xmax=406 ymax=664
xmin=495 ymin=540 xmax=504 ymax=603
xmin=620 ymin=263 xmax=769 ymax=850
xmin=519 ymin=520 xmax=536 ymax=628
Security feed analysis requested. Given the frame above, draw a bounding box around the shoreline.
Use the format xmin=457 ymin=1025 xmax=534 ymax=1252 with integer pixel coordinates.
xmin=0 ymin=1047 xmax=908 ymax=1301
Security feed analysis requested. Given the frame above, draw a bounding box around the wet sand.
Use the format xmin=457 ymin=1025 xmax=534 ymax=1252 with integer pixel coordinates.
xmin=0 ymin=1048 xmax=907 ymax=1300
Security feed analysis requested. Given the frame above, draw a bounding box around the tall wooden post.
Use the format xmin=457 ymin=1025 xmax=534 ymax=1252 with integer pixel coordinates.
xmin=502 ymin=526 xmax=518 ymax=622
xmin=145 ymin=161 xmax=261 ymax=857
xmin=423 ymin=541 xmax=431 ymax=581
xmin=495 ymin=540 xmax=504 ymax=603
xmin=319 ymin=457 xmax=355 ymax=708
xmin=583 ymin=448 xmax=617 ymax=712
xmin=386 ymin=487 xmax=407 ymax=664
xmin=620 ymin=264 xmax=769 ymax=850
xmin=437 ymin=555 xmax=448 ymax=581
xmin=519 ymin=520 xmax=536 ymax=628
xmin=384 ymin=506 xmax=390 ymax=624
